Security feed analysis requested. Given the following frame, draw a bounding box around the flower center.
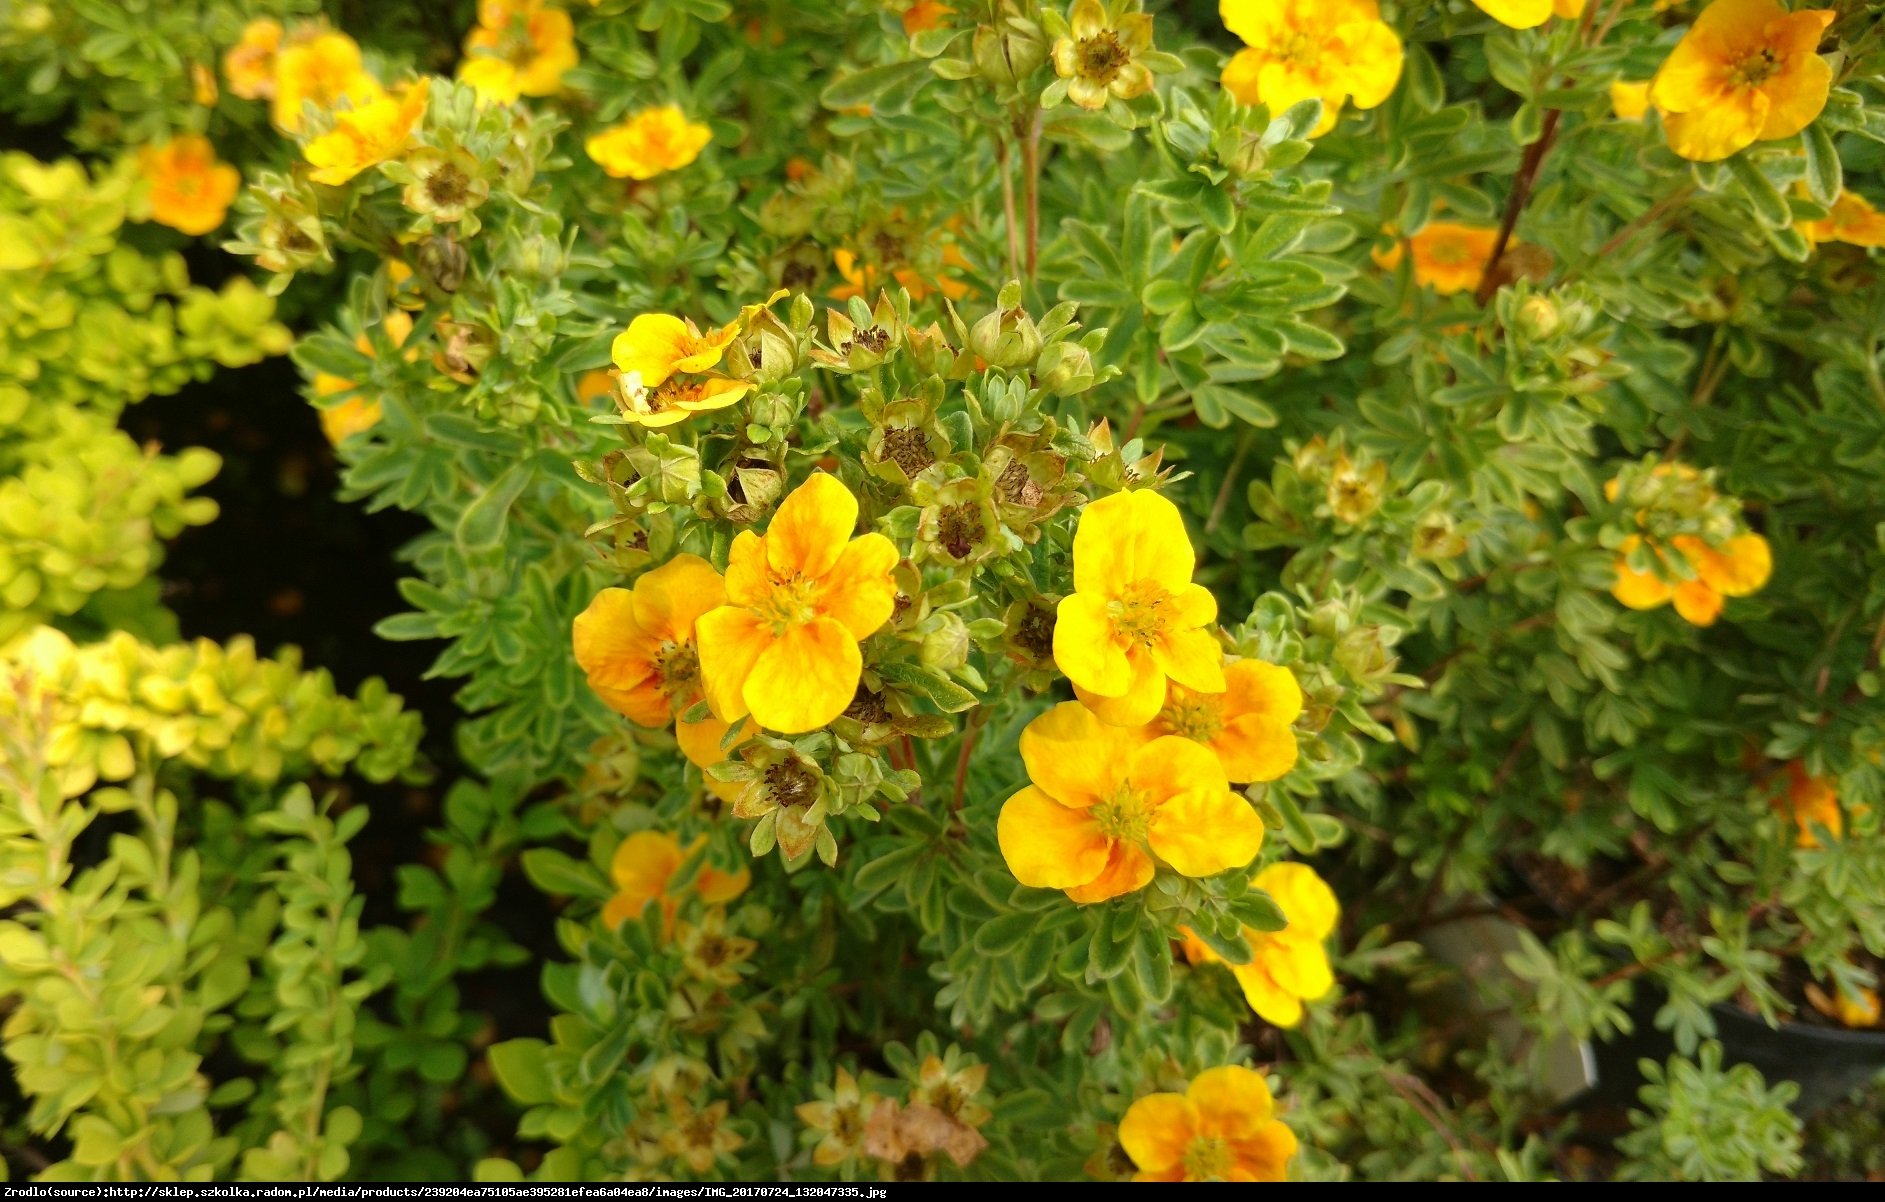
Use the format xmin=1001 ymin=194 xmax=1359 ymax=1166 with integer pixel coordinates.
xmin=654 ymin=638 xmax=700 ymax=702
xmin=1109 ymin=580 xmax=1174 ymax=646
xmin=833 ymin=1105 xmax=864 ymax=1143
xmin=1183 ymin=1135 xmax=1232 ymax=1180
xmin=1730 ymin=47 xmax=1780 ymax=88
xmin=1013 ymin=603 xmax=1055 ymax=658
xmin=996 ymin=458 xmax=1042 ymax=507
xmin=1160 ymin=691 xmax=1223 ymax=743
xmin=765 ymin=759 xmax=818 ymax=808
xmin=1090 ymin=784 xmax=1151 ymax=842
xmin=936 ymin=503 xmax=982 ymax=560
xmin=1077 ymin=32 xmax=1129 ymax=85
xmin=425 ymin=163 xmax=470 ymax=206
xmin=844 ymin=684 xmax=890 ymax=726
xmin=757 ymin=574 xmax=820 ymax=630
xmin=695 ymin=933 xmax=730 ymax=966
xmin=880 ymin=426 xmax=936 ymax=476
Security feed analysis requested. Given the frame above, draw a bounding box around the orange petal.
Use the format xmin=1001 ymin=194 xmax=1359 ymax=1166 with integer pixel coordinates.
xmin=1187 ymin=1065 xmax=1276 ymax=1139
xmin=1212 ymin=715 xmax=1298 ymax=784
xmin=1063 ymin=842 xmax=1155 ymax=902
xmin=1671 ymin=580 xmax=1724 ymax=626
xmin=1228 ymin=1121 xmax=1299 ymax=1182
xmin=724 ymin=530 xmax=771 ymax=609
xmin=742 ymin=616 xmax=860 ymax=733
xmin=1074 ymin=646 xmax=1168 ymax=727
xmin=996 ymin=785 xmax=1112 ymax=890
xmin=631 ymin=553 xmax=727 ymax=643
xmin=767 ymin=473 xmax=857 ymax=581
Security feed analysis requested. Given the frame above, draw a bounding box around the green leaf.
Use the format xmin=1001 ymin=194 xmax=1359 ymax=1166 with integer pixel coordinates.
xmin=819 ymin=61 xmax=928 ymax=111
xmin=488 ymin=1039 xmax=554 ymax=1105
xmin=455 ymin=463 xmax=533 ymax=552
xmin=1801 ymin=122 xmax=1842 ymax=206
xmin=519 ymin=848 xmax=611 ymax=900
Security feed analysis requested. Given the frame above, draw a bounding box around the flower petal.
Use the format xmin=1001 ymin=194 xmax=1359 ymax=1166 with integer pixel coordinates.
xmin=631 ymin=553 xmax=727 ymax=643
xmin=1064 ymin=842 xmax=1155 ymax=902
xmin=1055 ymin=591 xmax=1131 ymax=697
xmin=1147 ymin=788 xmax=1264 ymax=879
xmin=1018 ymin=700 xmax=1145 ymax=807
xmin=1228 ymin=1121 xmax=1299 ymax=1182
xmin=1186 ymin=1065 xmax=1275 ymax=1139
xmin=1117 ymin=1092 xmax=1197 ymax=1174
xmin=1152 ymin=627 xmax=1227 ymax=694
xmin=612 ymin=313 xmax=693 ymax=388
xmin=610 ymin=830 xmax=681 ymax=900
xmin=1074 ymin=646 xmax=1168 ymax=726
xmin=768 ymin=472 xmax=857 ymax=580
xmin=1671 ymin=580 xmax=1724 ymax=627
xmin=1254 ymin=861 xmax=1341 ymax=940
xmin=1130 ymin=734 xmax=1230 ymax=804
xmin=1233 ymin=960 xmax=1305 ymax=1027
xmin=997 ymin=785 xmax=1112 ymax=889
xmin=743 ymin=616 xmax=860 ymax=733
xmin=1754 ymin=50 xmax=1831 ymax=142
xmin=815 ymin=533 xmax=900 ymax=639
xmin=695 ymin=606 xmax=774 ymax=722
xmin=1213 ymin=715 xmax=1298 ymax=784
xmin=1661 ymin=92 xmax=1767 ymax=162
xmin=1073 ymin=489 xmax=1196 ymax=596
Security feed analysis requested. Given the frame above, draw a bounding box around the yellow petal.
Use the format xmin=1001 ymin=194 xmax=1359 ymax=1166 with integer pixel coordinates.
xmin=610 ymin=830 xmax=681 ymax=900
xmin=1130 ymin=734 xmax=1229 ymax=804
xmin=768 ymin=472 xmax=857 ymax=581
xmin=1262 ymin=935 xmax=1335 ymax=1002
xmin=1225 ymin=659 xmax=1302 ymax=725
xmin=1610 ymin=559 xmax=1674 ymax=611
xmin=1212 ymin=715 xmax=1298 ymax=784
xmin=1471 ymin=0 xmax=1552 ymax=28
xmin=1055 ymin=591 xmax=1132 ymax=697
xmin=1187 ymin=1065 xmax=1275 ymax=1138
xmin=724 ymin=529 xmax=771 ymax=609
xmin=675 ymin=714 xmax=752 ymax=804
xmin=1671 ymin=580 xmax=1724 ymax=627
xmin=1063 ymin=842 xmax=1155 ymax=902
xmin=997 ymin=785 xmax=1112 ymax=889
xmin=695 ymin=605 xmax=774 ymax=723
xmin=630 ymin=553 xmax=726 ymax=644
xmin=1073 ymin=489 xmax=1196 ymax=596
xmin=1339 ymin=15 xmax=1404 ymax=111
xmin=1754 ymin=51 xmax=1831 ymax=143
xmin=1119 ymin=1092 xmax=1197 ymax=1175
xmin=1018 ymin=700 xmax=1145 ymax=807
xmin=1228 ymin=1121 xmax=1299 ymax=1182
xmin=1255 ymin=860 xmax=1340 ymax=940
xmin=1219 ymin=0 xmax=1284 ymax=47
xmin=572 ymin=588 xmax=668 ymax=726
xmin=1074 ymin=646 xmax=1167 ymax=726
xmin=611 ymin=313 xmax=693 ymax=388
xmin=1661 ymin=93 xmax=1767 ymax=162
xmin=742 ymin=616 xmax=859 ymax=733
xmin=1233 ymin=960 xmax=1305 ymax=1027
xmin=1147 ymin=788 xmax=1264 ymax=879
xmin=1152 ymin=627 xmax=1227 ymax=694
xmin=1221 ymin=47 xmax=1267 ymax=107
xmin=815 ymin=533 xmax=900 ymax=639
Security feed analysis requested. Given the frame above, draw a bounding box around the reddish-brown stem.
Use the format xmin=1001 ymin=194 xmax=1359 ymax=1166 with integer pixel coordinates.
xmin=1474 ymin=109 xmax=1562 ymax=306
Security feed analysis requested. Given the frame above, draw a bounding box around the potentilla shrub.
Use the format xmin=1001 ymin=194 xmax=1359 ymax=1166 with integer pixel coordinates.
xmin=2 ymin=0 xmax=1885 ymax=1185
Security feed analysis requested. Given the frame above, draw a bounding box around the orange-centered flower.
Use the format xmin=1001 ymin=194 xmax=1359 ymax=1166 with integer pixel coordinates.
xmin=223 ymin=18 xmax=283 ymax=100
xmin=585 ymin=104 xmax=713 ymax=180
xmin=696 ymin=474 xmax=900 ymax=735
xmin=1798 ymin=191 xmax=1885 ymax=248
xmin=611 ymin=312 xmax=739 ymax=389
xmin=1151 ymin=657 xmax=1301 ymax=784
xmin=1219 ymin=0 xmax=1404 ymax=137
xmin=1182 ymin=861 xmax=1339 ymax=1027
xmin=571 ymin=554 xmax=754 ymax=799
xmin=1372 ymin=222 xmax=1500 ymax=297
xmin=1055 ymin=489 xmax=1224 ymax=727
xmin=1118 ymin=1065 xmax=1299 ymax=1182
xmin=602 ymin=830 xmax=750 ymax=931
xmin=138 ymin=136 xmax=240 ymax=237
xmin=1648 ymin=0 xmax=1834 ymax=162
xmin=304 ymin=78 xmax=430 ymax=186
xmin=996 ymin=702 xmax=1264 ymax=903
xmin=1611 ymin=531 xmax=1771 ymax=627
xmin=1472 ymin=0 xmax=1585 ymax=29
xmin=459 ymin=0 xmax=579 ymax=103
xmin=273 ymin=32 xmax=383 ymax=133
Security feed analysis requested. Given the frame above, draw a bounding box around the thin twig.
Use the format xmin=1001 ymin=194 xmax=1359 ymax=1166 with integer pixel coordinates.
xmin=997 ymin=135 xmax=1020 ymax=283
xmin=1474 ymin=110 xmax=1562 ymax=306
xmin=1021 ymin=109 xmax=1043 ymax=279
xmin=1204 ymin=428 xmax=1255 ymax=536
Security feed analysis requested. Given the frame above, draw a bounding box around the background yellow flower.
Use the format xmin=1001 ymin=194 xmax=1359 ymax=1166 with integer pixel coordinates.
xmin=138 ymin=135 xmax=239 ymax=236
xmin=1648 ymin=0 xmax=1833 ymax=162
xmin=586 ymin=105 xmax=713 ymax=180
xmin=1184 ymin=861 xmax=1339 ymax=1026
xmin=1219 ymin=0 xmax=1403 ymax=137
xmin=1118 ymin=1065 xmax=1298 ymax=1181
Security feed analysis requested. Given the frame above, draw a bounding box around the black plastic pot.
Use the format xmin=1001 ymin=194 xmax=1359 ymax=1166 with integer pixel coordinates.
xmin=1585 ymin=982 xmax=1885 ymax=1118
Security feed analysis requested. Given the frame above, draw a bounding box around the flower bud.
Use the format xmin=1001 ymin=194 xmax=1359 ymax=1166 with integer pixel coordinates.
xmin=1034 ymin=340 xmax=1095 ymax=396
xmin=920 ymin=612 xmax=972 ymax=671
xmin=970 ymin=303 xmax=1043 ymax=369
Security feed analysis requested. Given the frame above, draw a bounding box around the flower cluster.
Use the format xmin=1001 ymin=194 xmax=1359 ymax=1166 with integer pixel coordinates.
xmin=1606 ymin=464 xmax=1771 ymax=628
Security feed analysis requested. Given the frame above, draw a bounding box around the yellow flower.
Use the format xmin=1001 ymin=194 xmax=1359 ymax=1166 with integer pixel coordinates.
xmin=1151 ymin=658 xmax=1301 ymax=784
xmin=611 ymin=312 xmax=739 ymax=389
xmin=695 ymin=473 xmax=900 ymax=734
xmin=602 ymin=829 xmax=750 ymax=931
xmin=1054 ymin=489 xmax=1223 ymax=727
xmin=273 ymin=32 xmax=383 ymax=133
xmin=1610 ymin=79 xmax=1651 ymax=121
xmin=1648 ymin=0 xmax=1834 ymax=162
xmin=1797 ymin=191 xmax=1885 ymax=248
xmin=1219 ymin=0 xmax=1403 ymax=137
xmin=796 ymin=1068 xmax=881 ymax=1167
xmin=1808 ymin=978 xmax=1881 ymax=1029
xmin=997 ymin=702 xmax=1264 ymax=903
xmin=615 ymin=376 xmax=756 ymax=428
xmin=585 ymin=104 xmax=713 ymax=180
xmin=223 ymin=18 xmax=283 ymax=100
xmin=1183 ymin=862 xmax=1339 ymax=1027
xmin=1118 ymin=1065 xmax=1298 ymax=1182
xmin=138 ymin=136 xmax=240 ymax=237
xmin=304 ymin=79 xmax=431 ymax=186
xmin=1472 ymin=0 xmax=1585 ymax=29
xmin=459 ymin=0 xmax=579 ymax=103
xmin=1611 ymin=531 xmax=1771 ymax=626
xmin=1372 ymin=221 xmax=1500 ymax=296
xmin=1051 ymin=0 xmax=1156 ymax=111
xmin=571 ymin=555 xmax=754 ymax=801
xmin=313 ymin=310 xmax=416 ymax=445
xmin=830 ymin=245 xmax=972 ymax=304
